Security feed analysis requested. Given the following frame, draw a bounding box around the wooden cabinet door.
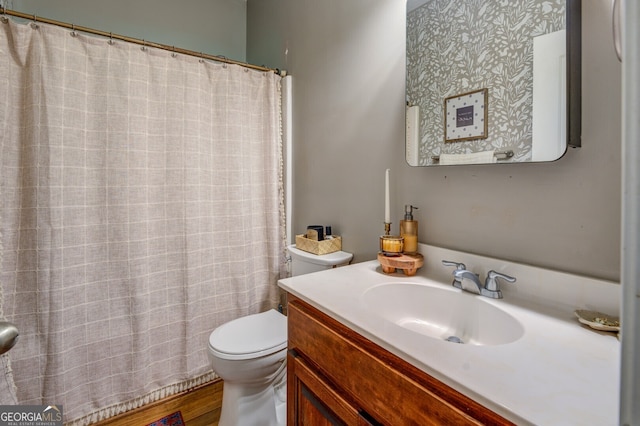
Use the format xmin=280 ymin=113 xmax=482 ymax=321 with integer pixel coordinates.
xmin=288 ymin=350 xmax=378 ymax=426
xmin=287 ymin=297 xmax=514 ymax=426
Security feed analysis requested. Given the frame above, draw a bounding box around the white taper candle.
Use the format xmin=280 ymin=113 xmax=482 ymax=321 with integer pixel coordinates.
xmin=385 ymin=169 xmax=390 ymax=223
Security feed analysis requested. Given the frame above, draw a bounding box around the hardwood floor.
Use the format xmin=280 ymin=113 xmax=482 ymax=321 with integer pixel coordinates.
xmin=92 ymin=379 xmax=222 ymax=426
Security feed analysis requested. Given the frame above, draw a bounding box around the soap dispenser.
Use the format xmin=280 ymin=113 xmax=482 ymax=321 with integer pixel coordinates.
xmin=400 ymin=205 xmax=418 ymax=254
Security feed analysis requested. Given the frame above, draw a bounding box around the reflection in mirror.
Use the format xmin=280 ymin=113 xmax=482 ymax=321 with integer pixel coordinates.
xmin=406 ymin=0 xmax=581 ymax=166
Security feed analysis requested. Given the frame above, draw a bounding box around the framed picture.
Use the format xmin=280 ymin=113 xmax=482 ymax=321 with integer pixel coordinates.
xmin=444 ymin=88 xmax=488 ymax=143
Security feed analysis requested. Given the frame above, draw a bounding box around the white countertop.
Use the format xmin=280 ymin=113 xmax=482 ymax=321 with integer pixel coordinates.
xmin=278 ymin=244 xmax=620 ymax=425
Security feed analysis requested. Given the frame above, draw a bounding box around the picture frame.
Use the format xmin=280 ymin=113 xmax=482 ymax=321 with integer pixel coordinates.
xmin=444 ymin=88 xmax=488 ymax=143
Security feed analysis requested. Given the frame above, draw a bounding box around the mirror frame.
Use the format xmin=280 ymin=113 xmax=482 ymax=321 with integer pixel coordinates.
xmin=566 ymin=0 xmax=582 ymax=149
xmin=406 ymin=0 xmax=582 ymax=165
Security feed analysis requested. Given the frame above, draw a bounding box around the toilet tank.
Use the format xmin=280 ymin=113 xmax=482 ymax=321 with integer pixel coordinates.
xmin=287 ymin=245 xmax=353 ymax=276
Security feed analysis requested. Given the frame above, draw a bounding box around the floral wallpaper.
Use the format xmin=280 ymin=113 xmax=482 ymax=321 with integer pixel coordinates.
xmin=407 ymin=0 xmax=565 ymax=165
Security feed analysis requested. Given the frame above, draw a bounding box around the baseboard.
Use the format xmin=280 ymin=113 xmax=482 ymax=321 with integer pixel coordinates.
xmin=91 ymin=378 xmax=223 ymax=426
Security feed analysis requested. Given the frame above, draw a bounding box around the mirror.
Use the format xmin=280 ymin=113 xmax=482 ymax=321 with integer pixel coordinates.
xmin=406 ymin=0 xmax=581 ymax=166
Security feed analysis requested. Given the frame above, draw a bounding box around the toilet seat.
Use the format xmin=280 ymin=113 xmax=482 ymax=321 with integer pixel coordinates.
xmin=208 ymin=309 xmax=287 ymax=361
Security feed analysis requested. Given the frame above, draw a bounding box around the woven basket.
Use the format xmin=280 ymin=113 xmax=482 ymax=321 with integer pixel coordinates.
xmin=295 ymin=234 xmax=342 ymax=255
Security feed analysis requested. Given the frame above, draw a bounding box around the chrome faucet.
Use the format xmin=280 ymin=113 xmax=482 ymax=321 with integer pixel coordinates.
xmin=442 ymin=260 xmax=516 ymax=299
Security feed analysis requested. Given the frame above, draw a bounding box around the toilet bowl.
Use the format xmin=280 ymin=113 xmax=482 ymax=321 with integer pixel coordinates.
xmin=208 ymin=245 xmax=353 ymax=425
xmin=208 ymin=309 xmax=288 ymax=426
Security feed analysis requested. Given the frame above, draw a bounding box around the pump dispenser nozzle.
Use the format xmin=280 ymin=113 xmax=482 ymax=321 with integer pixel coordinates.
xmin=404 ymin=205 xmax=418 ymax=220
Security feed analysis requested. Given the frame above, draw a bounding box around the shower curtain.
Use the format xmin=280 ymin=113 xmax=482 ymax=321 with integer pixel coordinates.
xmin=0 ymin=17 xmax=285 ymax=424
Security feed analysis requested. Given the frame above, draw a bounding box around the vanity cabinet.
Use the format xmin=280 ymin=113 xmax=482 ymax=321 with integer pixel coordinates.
xmin=286 ymin=296 xmax=514 ymax=426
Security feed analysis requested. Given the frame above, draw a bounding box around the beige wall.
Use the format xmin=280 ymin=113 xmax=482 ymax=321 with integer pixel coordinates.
xmin=248 ymin=0 xmax=622 ymax=282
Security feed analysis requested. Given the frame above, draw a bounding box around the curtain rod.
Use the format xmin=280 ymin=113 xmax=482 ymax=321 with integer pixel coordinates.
xmin=1 ymin=7 xmax=285 ymax=75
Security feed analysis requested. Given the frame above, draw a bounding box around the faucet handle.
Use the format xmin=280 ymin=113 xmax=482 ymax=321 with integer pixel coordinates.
xmin=442 ymin=260 xmax=466 ymax=271
xmin=484 ymin=270 xmax=516 ymax=294
xmin=442 ymin=260 xmax=466 ymax=289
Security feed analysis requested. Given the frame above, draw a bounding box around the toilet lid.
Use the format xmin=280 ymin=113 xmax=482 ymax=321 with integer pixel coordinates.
xmin=208 ymin=309 xmax=287 ymax=361
xmin=288 ymin=245 xmax=354 ymax=266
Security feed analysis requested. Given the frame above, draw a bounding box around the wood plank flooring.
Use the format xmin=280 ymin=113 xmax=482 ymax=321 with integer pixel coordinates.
xmin=91 ymin=379 xmax=222 ymax=426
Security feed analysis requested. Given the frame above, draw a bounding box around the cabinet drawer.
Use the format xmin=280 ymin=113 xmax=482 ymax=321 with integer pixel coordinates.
xmin=288 ymin=297 xmax=513 ymax=426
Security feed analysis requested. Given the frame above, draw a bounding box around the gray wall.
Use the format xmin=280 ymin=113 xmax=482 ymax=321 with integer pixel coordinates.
xmin=248 ymin=0 xmax=622 ymax=282
xmin=11 ymin=0 xmax=247 ymax=62
xmin=7 ymin=0 xmax=622 ymax=281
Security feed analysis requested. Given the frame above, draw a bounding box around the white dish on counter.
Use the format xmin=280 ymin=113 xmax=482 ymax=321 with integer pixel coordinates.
xmin=575 ymin=309 xmax=620 ymax=332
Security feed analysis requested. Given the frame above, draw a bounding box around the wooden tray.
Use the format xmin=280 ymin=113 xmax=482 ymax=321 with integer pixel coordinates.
xmin=377 ymin=253 xmax=424 ymax=276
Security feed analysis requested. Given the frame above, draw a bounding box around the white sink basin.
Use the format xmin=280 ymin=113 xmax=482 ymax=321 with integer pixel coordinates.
xmin=362 ymin=282 xmax=524 ymax=346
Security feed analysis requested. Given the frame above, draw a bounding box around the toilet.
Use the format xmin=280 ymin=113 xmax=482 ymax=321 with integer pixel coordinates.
xmin=207 ymin=244 xmax=353 ymax=426
xmin=287 ymin=244 xmax=354 ymax=276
